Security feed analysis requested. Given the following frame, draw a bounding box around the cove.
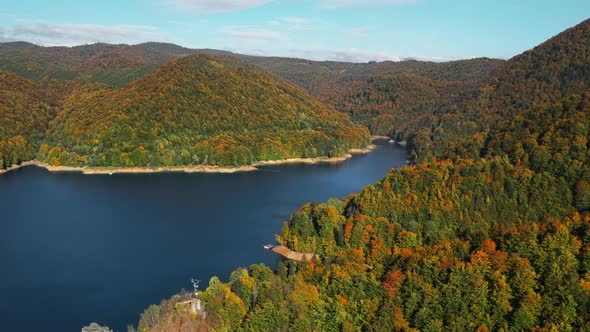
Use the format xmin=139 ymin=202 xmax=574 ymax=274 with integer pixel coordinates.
xmin=0 ymin=140 xmax=407 ymax=331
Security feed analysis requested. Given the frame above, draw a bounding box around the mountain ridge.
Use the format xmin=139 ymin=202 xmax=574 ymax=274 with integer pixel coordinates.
xmin=0 ymin=40 xmax=504 ymax=86
xmin=37 ymin=54 xmax=369 ymax=168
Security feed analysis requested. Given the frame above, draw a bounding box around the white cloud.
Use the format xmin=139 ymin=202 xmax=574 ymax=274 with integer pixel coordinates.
xmin=165 ymin=0 xmax=273 ymax=13
xmin=324 ymin=49 xmax=401 ymax=62
xmin=343 ymin=26 xmax=372 ymax=37
xmin=221 ymin=45 xmax=461 ymax=63
xmin=228 ymin=27 xmax=281 ymax=41
xmin=282 ymin=17 xmax=308 ymax=31
xmin=289 ymin=47 xmax=402 ymax=62
xmin=322 ymin=0 xmax=416 ymax=9
xmin=268 ymin=20 xmax=281 ymax=26
xmin=0 ymin=23 xmax=168 ymax=46
xmin=276 ymin=16 xmax=313 ymax=31
xmin=238 ymin=48 xmax=268 ymax=56
xmin=401 ymin=55 xmax=463 ymax=62
xmin=286 ymin=48 xmax=460 ymax=63
xmin=282 ymin=17 xmax=305 ymax=24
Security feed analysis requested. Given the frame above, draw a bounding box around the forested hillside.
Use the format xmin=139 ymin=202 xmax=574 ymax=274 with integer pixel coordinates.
xmin=0 ymin=40 xmax=505 ymax=170
xmin=0 ymin=41 xmax=505 ymax=168
xmin=241 ymin=56 xmax=502 ymax=153
xmin=0 ymin=41 xmax=503 ymax=142
xmin=0 ymin=70 xmax=54 ymax=168
xmin=261 ymin=18 xmax=590 ymax=165
xmin=241 ymin=55 xmax=501 ymax=95
xmin=136 ymin=19 xmax=590 ymax=332
xmin=0 ymin=41 xmax=502 ymax=90
xmin=408 ymin=18 xmax=590 ymax=163
xmin=38 ymin=55 xmax=369 ymax=167
xmin=484 ymin=18 xmax=590 ymax=115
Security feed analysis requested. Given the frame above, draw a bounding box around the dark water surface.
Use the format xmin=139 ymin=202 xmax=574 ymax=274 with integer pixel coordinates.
xmin=0 ymin=141 xmax=407 ymax=331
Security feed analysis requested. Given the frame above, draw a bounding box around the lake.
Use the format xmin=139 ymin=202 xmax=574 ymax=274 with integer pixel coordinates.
xmin=0 ymin=140 xmax=407 ymax=331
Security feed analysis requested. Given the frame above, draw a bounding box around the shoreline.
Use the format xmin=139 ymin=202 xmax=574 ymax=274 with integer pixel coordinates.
xmin=34 ymin=161 xmax=259 ymax=174
xmin=0 ymin=160 xmax=36 ymax=175
xmin=1 ymin=144 xmax=378 ymax=176
xmin=253 ymin=144 xmax=376 ymax=167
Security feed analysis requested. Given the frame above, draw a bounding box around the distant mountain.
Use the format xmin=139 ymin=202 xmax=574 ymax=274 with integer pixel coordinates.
xmin=0 ymin=41 xmax=201 ymax=86
xmin=242 ymin=55 xmax=502 ymax=93
xmin=0 ymin=41 xmax=504 ymax=161
xmin=39 ymin=55 xmax=369 ymax=167
xmin=242 ymin=56 xmax=503 ymax=143
xmin=0 ymin=41 xmax=502 ymax=87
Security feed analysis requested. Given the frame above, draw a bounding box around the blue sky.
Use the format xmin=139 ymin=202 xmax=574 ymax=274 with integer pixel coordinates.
xmin=0 ymin=0 xmax=588 ymax=62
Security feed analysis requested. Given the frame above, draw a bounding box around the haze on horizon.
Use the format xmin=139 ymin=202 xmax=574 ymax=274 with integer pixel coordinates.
xmin=0 ymin=0 xmax=588 ymax=63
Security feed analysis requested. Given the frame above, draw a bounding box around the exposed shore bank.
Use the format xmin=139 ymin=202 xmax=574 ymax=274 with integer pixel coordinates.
xmin=34 ymin=161 xmax=259 ymax=174
xmin=1 ymin=144 xmax=377 ymax=176
xmin=0 ymin=161 xmax=36 ymax=175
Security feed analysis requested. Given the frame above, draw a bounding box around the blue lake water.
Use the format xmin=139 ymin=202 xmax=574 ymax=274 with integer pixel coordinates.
xmin=0 ymin=140 xmax=407 ymax=331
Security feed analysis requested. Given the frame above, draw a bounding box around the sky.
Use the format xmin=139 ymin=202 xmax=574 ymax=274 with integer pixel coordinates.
xmin=0 ymin=0 xmax=588 ymax=62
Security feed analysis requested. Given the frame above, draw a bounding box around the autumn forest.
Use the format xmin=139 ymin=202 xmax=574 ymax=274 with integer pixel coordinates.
xmin=1 ymin=15 xmax=589 ymax=332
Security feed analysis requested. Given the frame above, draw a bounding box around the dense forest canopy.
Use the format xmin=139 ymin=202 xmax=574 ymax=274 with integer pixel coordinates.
xmin=0 ymin=70 xmax=54 ymax=168
xmin=38 ymin=55 xmax=369 ymax=167
xmin=134 ymin=19 xmax=590 ymax=332
xmin=0 ymin=52 xmax=369 ymax=169
xmin=0 ymin=40 xmax=505 ymax=169
xmin=0 ymin=41 xmax=196 ymax=87
xmin=0 ymin=41 xmax=502 ymax=89
xmin=407 ymin=18 xmax=590 ymax=163
xmin=0 ymin=37 xmax=506 ymax=169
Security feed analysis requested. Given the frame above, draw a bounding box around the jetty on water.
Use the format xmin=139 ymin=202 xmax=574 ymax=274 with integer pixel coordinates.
xmin=270 ymin=245 xmax=320 ymax=262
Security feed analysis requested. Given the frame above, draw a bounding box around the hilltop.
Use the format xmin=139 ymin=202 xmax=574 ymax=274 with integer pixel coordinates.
xmin=403 ymin=18 xmax=590 ymax=162
xmin=37 ymin=54 xmax=369 ymax=168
